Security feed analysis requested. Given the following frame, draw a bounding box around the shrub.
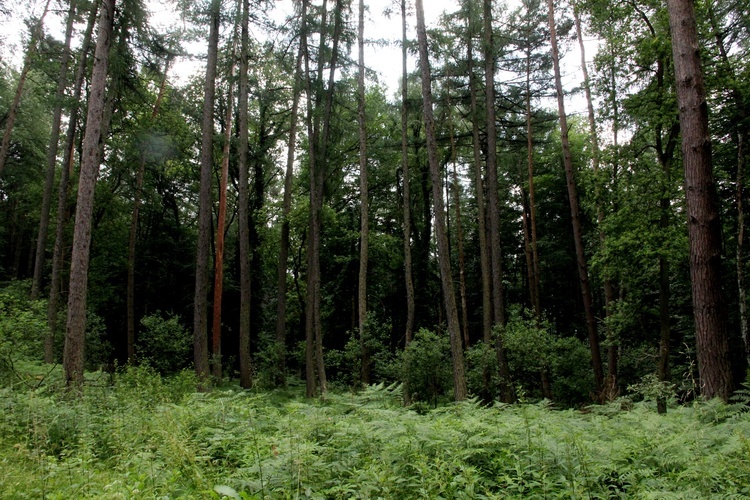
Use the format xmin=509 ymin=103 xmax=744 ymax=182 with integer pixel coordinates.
xmin=137 ymin=312 xmax=191 ymax=374
xmin=400 ymin=328 xmax=452 ymax=405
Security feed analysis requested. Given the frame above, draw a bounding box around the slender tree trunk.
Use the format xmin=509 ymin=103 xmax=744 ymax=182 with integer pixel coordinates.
xmin=31 ymin=0 xmax=75 ymax=300
xmin=573 ymin=4 xmax=616 ymax=396
xmin=0 ymin=0 xmax=52 ymax=177
xmin=400 ymin=0 xmax=416 ymax=346
xmin=357 ymin=0 xmax=371 ymax=385
xmin=466 ymin=9 xmax=493 ymax=400
xmin=449 ymin=128 xmax=470 ymax=350
xmin=273 ymin=1 xmax=301 ymax=388
xmin=706 ymin=0 xmax=750 ymax=369
xmin=524 ymin=52 xmax=541 ymax=319
xmin=547 ymin=0 xmax=604 ymax=396
xmin=126 ymin=64 xmax=169 ymax=364
xmin=211 ymin=41 xmax=236 ymax=380
xmin=415 ymin=0 xmax=467 ymax=401
xmin=194 ymin=0 xmax=221 ymax=386
xmin=483 ymin=0 xmax=514 ymax=403
xmin=63 ymin=0 xmax=116 ymax=388
xmin=45 ymin=3 xmax=98 ymax=364
xmin=667 ymin=0 xmax=733 ymax=401
xmin=738 ymin=134 xmax=750 ymax=368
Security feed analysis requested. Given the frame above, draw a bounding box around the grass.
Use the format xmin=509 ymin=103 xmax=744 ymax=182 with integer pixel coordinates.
xmin=1 ymin=364 xmax=750 ymax=498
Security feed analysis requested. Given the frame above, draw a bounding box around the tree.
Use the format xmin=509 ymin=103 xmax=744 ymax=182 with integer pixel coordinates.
xmin=63 ymin=0 xmax=116 ymax=387
xmin=45 ymin=1 xmax=99 ymax=364
xmin=400 ymin=0 xmax=415 ymax=346
xmin=415 ymin=0 xmax=467 ymax=401
xmin=211 ymin=32 xmax=237 ymax=380
xmin=31 ymin=0 xmax=75 ymax=300
xmin=357 ymin=0 xmax=370 ymax=384
xmin=667 ymin=0 xmax=733 ymax=401
xmin=238 ymin=0 xmax=253 ymax=388
xmin=547 ymin=0 xmax=604 ymax=396
xmin=483 ymin=0 xmax=514 ymax=403
xmin=194 ymin=0 xmax=221 ymax=385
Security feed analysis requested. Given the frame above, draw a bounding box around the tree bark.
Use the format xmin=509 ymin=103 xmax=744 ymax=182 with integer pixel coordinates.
xmin=63 ymin=0 xmax=116 ymax=388
xmin=667 ymin=0 xmax=733 ymax=401
xmin=194 ymin=0 xmax=221 ymax=386
xmin=483 ymin=0 xmax=514 ymax=403
xmin=357 ymin=0 xmax=371 ymax=385
xmin=31 ymin=0 xmax=75 ymax=300
xmin=573 ymin=4 xmax=617 ymax=396
xmin=547 ymin=0 xmax=604 ymax=396
xmin=211 ymin=36 xmax=237 ymax=380
xmin=400 ymin=0 xmax=416 ymax=347
xmin=45 ymin=2 xmax=98 ymax=364
xmin=415 ymin=0 xmax=467 ymax=401
xmin=466 ymin=6 xmax=493 ymax=400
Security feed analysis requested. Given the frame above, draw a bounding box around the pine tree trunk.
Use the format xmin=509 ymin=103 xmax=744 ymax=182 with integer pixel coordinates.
xmin=667 ymin=0 xmax=733 ymax=401
xmin=415 ymin=0 xmax=467 ymax=401
xmin=63 ymin=0 xmax=116 ymax=388
xmin=547 ymin=0 xmax=604 ymax=397
xmin=706 ymin=0 xmax=750 ymax=369
xmin=273 ymin=3 xmax=302 ymax=389
xmin=573 ymin=4 xmax=616 ymax=396
xmin=466 ymin=10 xmax=493 ymax=401
xmin=31 ymin=0 xmax=75 ymax=300
xmin=483 ymin=0 xmax=514 ymax=403
xmin=400 ymin=0 xmax=416 ymax=347
xmin=45 ymin=2 xmax=98 ymax=364
xmin=194 ymin=0 xmax=221 ymax=387
xmin=357 ymin=0 xmax=370 ymax=385
xmin=211 ymin=41 xmax=236 ymax=380
xmin=524 ymin=58 xmax=541 ymax=319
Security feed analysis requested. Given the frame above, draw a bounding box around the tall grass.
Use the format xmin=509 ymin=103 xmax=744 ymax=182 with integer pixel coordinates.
xmin=1 ymin=365 xmax=749 ymax=498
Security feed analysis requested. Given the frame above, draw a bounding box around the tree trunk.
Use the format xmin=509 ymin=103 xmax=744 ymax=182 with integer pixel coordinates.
xmin=483 ymin=0 xmax=514 ymax=403
xmin=211 ymin=38 xmax=236 ymax=380
xmin=400 ymin=0 xmax=416 ymax=347
xmin=63 ymin=0 xmax=116 ymax=388
xmin=415 ymin=0 xmax=467 ymax=401
xmin=706 ymin=0 xmax=750 ymax=369
xmin=667 ymin=0 xmax=733 ymax=401
xmin=0 ymin=0 xmax=52 ymax=177
xmin=31 ymin=0 xmax=75 ymax=300
xmin=547 ymin=0 xmax=604 ymax=397
xmin=194 ymin=0 xmax=221 ymax=386
xmin=45 ymin=2 xmax=98 ymax=364
xmin=524 ymin=49 xmax=541 ymax=320
xmin=466 ymin=8 xmax=493 ymax=401
xmin=357 ymin=0 xmax=371 ymax=385
xmin=573 ymin=4 xmax=616 ymax=397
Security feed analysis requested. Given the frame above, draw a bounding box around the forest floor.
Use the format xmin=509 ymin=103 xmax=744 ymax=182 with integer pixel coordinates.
xmin=1 ymin=363 xmax=749 ymax=499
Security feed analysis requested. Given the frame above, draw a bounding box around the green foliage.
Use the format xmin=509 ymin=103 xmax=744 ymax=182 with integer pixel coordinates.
xmin=1 ymin=366 xmax=750 ymax=498
xmin=137 ymin=312 xmax=191 ymax=374
xmin=399 ymin=328 xmax=452 ymax=405
xmin=502 ymin=309 xmax=595 ymax=405
xmin=0 ymin=281 xmax=46 ymax=379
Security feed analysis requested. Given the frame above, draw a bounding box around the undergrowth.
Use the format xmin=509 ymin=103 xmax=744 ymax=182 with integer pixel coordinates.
xmin=1 ymin=364 xmax=750 ymax=498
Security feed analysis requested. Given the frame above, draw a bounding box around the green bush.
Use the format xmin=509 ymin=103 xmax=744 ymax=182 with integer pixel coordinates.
xmin=400 ymin=328 xmax=452 ymax=405
xmin=137 ymin=312 xmax=191 ymax=374
xmin=0 ymin=280 xmax=47 ymax=381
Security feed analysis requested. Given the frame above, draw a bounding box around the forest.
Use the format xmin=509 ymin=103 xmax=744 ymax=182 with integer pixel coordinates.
xmin=1 ymin=0 xmax=750 ymax=496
